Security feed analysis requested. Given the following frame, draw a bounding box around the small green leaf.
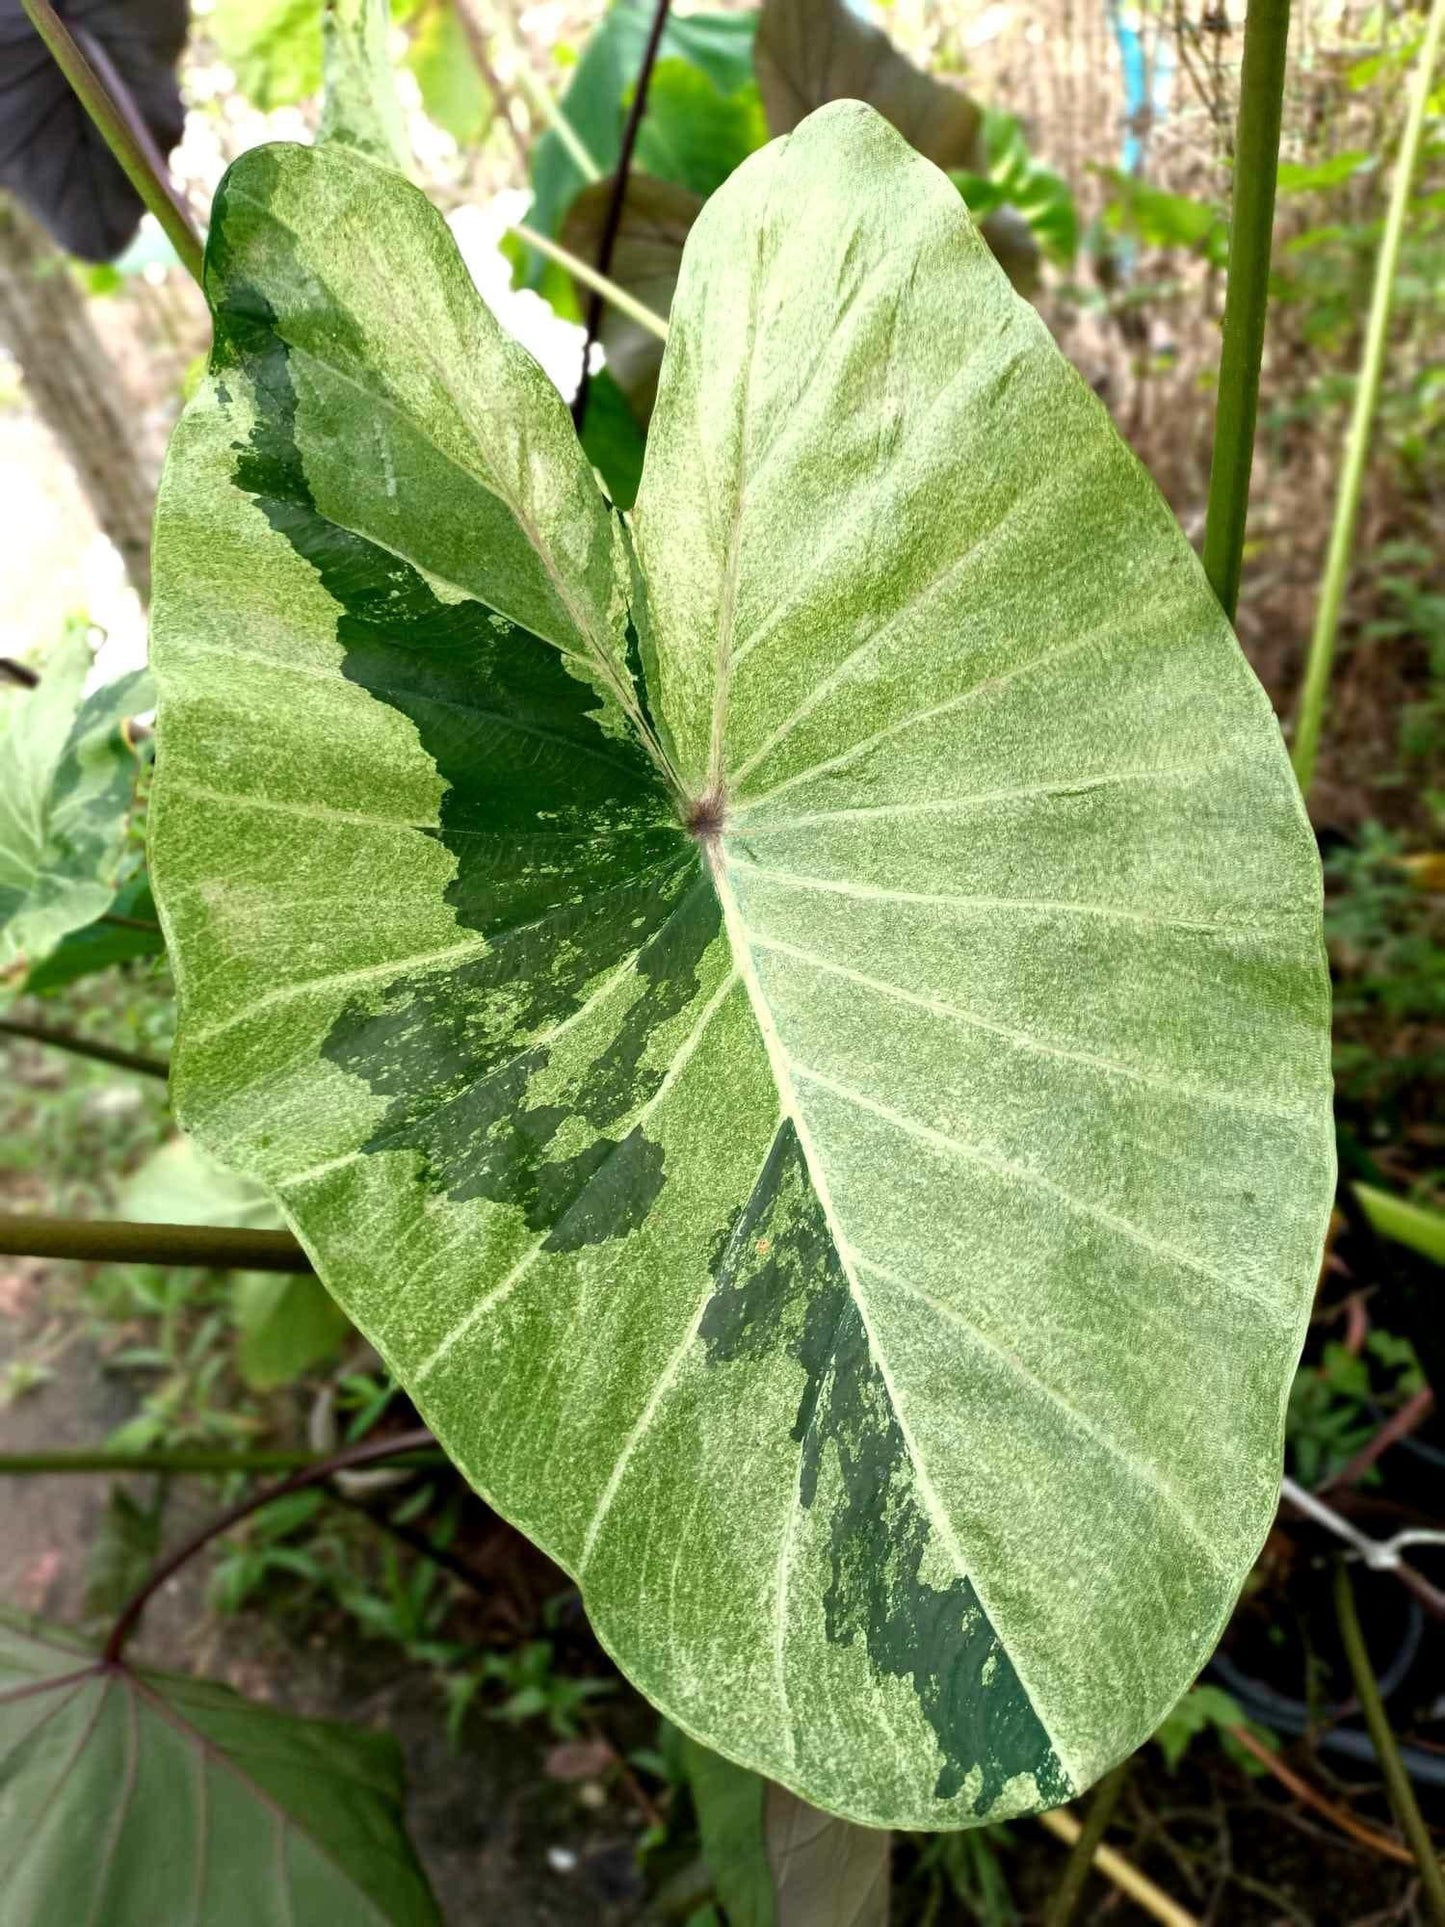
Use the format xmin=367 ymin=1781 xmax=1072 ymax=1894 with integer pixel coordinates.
xmin=0 ymin=1611 xmax=440 ymax=1922
xmin=23 ymin=868 xmax=163 ymax=995
xmin=1153 ymin=1683 xmax=1274 ymax=1775
xmin=1101 ymin=172 xmax=1228 ymax=266
xmin=151 ymin=105 xmax=1333 ymax=1828
xmin=122 ymin=1133 xmax=278 ymax=1229
xmin=634 ymin=61 xmax=768 ymax=201
xmin=210 ymin=0 xmax=324 ymax=109
xmin=1276 ymin=150 xmax=1374 ymax=194
xmin=124 ymin=1137 xmax=353 ymax=1388
xmin=406 ymin=1 xmax=491 ymax=145
xmin=1354 ymin=1182 xmax=1445 ymax=1266
xmin=234 ymin=1273 xmax=355 ymax=1389
xmin=0 ymin=625 xmax=151 ymax=982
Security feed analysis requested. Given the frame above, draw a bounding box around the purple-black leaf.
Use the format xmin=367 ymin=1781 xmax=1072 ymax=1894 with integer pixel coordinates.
xmin=0 ymin=0 xmax=187 ymax=261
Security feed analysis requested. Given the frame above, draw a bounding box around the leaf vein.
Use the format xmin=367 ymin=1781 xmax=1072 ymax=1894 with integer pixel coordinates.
xmin=788 ymin=1060 xmax=1275 ymax=1310
xmin=742 ymin=930 xmax=1313 ymax=1123
xmin=854 ymin=1255 xmax=1228 ymax=1571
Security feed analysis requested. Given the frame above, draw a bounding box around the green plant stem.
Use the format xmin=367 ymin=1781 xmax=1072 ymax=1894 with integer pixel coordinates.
xmin=510 ymin=222 xmax=669 ymax=339
xmin=1044 ymin=1761 xmax=1131 ymax=1927
xmin=98 ymin=910 xmax=163 ymax=934
xmin=1290 ymin=0 xmax=1445 ymax=797
xmin=103 ymin=1427 xmax=436 ymax=1661
xmin=0 ymin=1016 xmax=169 ymax=1081
xmin=0 ymin=1214 xmax=313 ymax=1274
xmin=18 ymin=0 xmax=205 ymax=286
xmin=0 ymin=1446 xmax=445 ymax=1474
xmin=1334 ymin=1560 xmax=1445 ymax=1922
xmin=1200 ymin=0 xmax=1291 ymax=620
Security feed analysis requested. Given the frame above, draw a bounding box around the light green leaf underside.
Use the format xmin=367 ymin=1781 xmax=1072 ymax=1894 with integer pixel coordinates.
xmin=150 ymin=108 xmax=1333 ymax=1829
xmin=0 ymin=625 xmax=151 ymax=980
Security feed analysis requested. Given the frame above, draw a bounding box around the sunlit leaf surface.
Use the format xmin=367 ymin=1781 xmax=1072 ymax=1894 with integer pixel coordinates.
xmin=151 ymin=106 xmax=1333 ymax=1826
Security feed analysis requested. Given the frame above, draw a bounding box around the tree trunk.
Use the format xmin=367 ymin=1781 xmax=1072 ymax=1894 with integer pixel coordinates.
xmin=0 ymin=196 xmax=156 ymax=600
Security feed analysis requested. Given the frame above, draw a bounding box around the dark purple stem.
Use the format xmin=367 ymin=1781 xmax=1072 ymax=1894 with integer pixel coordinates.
xmin=570 ymin=0 xmax=672 ymax=436
xmin=102 ymin=1427 xmax=435 ymax=1663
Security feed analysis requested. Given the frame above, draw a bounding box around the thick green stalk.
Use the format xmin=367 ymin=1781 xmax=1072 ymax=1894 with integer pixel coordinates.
xmin=1291 ymin=0 xmax=1445 ymax=796
xmin=0 ymin=1214 xmax=313 ymax=1273
xmin=0 ymin=1446 xmax=436 ymax=1474
xmin=1334 ymin=1561 xmax=1445 ymax=1921
xmin=509 ymin=221 xmax=670 ymax=339
xmin=0 ymin=1016 xmax=169 ymax=1081
xmin=1201 ymin=0 xmax=1291 ymax=620
xmin=19 ymin=0 xmax=204 ymax=286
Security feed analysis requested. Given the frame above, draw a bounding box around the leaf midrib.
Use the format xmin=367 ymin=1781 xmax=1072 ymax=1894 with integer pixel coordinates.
xmin=706 ymin=841 xmax=1078 ymax=1788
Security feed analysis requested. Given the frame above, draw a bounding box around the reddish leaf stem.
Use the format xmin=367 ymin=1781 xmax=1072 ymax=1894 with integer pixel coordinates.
xmin=102 ymin=1427 xmax=436 ymax=1663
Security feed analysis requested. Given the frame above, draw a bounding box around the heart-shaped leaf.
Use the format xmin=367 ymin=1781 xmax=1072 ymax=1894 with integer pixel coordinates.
xmin=150 ymin=104 xmax=1333 ymax=1826
xmin=0 ymin=624 xmax=151 ymax=982
xmin=0 ymin=1611 xmax=440 ymax=1922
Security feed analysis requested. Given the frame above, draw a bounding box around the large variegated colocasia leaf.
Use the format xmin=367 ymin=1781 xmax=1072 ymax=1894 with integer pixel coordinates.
xmin=150 ymin=105 xmax=1334 ymax=1827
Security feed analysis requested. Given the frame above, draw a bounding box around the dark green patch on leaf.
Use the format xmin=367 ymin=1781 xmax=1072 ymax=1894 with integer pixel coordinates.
xmin=701 ymin=1123 xmax=1070 ymax=1813
xmin=206 ymin=187 xmax=714 ymax=1255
